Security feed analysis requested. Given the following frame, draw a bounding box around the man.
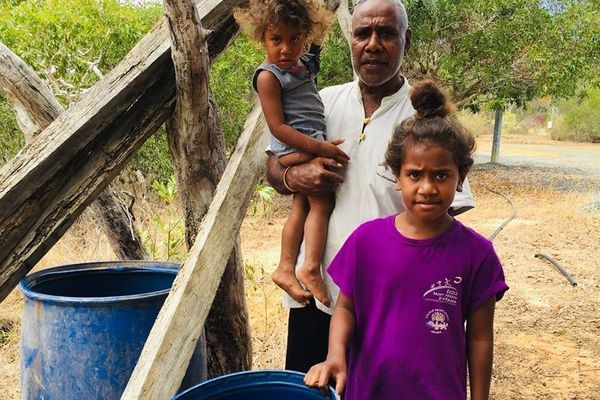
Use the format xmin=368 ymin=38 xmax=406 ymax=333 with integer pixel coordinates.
xmin=267 ymin=0 xmax=474 ymax=372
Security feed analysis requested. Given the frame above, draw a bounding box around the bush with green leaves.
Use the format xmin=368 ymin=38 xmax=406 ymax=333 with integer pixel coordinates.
xmin=551 ymin=89 xmax=600 ymax=143
xmin=0 ymin=0 xmax=168 ymax=176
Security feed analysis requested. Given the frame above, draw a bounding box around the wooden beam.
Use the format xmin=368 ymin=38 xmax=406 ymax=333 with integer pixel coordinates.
xmin=0 ymin=41 xmax=149 ymax=261
xmin=0 ymin=0 xmax=242 ymax=302
xmin=163 ymin=0 xmax=251 ymax=377
xmin=0 ymin=42 xmax=62 ymax=137
xmin=121 ymin=103 xmax=267 ymax=400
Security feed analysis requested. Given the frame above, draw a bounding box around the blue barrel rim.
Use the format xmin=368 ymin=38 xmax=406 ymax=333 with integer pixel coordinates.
xmin=173 ymin=370 xmax=337 ymax=399
xmin=20 ymin=261 xmax=180 ymax=305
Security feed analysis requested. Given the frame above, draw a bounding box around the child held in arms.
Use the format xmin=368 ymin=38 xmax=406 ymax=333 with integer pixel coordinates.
xmin=235 ymin=0 xmax=344 ymax=307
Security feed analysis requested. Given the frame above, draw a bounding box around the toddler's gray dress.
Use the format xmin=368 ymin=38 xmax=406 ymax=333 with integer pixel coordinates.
xmin=252 ymin=53 xmax=326 ymax=156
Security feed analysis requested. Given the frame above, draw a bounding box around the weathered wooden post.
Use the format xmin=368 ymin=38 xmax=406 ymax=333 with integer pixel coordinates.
xmin=162 ymin=0 xmax=251 ymax=377
xmin=121 ymin=103 xmax=267 ymax=400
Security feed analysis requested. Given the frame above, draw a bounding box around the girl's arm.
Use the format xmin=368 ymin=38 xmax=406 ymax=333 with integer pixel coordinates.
xmin=304 ymin=292 xmax=355 ymax=396
xmin=467 ymin=296 xmax=496 ymax=400
xmin=255 ymin=70 xmax=349 ymax=164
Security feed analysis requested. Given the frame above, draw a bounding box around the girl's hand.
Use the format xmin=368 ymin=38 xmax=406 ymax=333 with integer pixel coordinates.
xmin=304 ymin=357 xmax=347 ymax=396
xmin=317 ymin=139 xmax=349 ymax=164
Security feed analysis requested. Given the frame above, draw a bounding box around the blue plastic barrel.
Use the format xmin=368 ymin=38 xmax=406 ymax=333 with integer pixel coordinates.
xmin=172 ymin=370 xmax=337 ymax=400
xmin=20 ymin=261 xmax=207 ymax=400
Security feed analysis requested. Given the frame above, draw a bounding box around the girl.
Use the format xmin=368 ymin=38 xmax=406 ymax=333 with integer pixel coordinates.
xmin=235 ymin=0 xmax=346 ymax=307
xmin=305 ymin=81 xmax=509 ymax=399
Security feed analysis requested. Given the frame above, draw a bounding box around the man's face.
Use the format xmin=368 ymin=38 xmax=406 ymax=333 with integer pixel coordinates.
xmin=351 ymin=0 xmax=411 ymax=89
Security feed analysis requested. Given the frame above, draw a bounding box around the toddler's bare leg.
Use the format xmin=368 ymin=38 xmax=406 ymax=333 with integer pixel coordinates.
xmin=278 ymin=151 xmax=315 ymax=168
xmin=272 ymin=193 xmax=312 ymax=305
xmin=296 ymin=194 xmax=334 ymax=307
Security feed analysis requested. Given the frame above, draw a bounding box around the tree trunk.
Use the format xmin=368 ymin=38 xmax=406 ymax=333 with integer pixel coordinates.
xmin=0 ymin=0 xmax=241 ymax=302
xmin=163 ymin=0 xmax=251 ymax=376
xmin=0 ymin=41 xmax=148 ymax=261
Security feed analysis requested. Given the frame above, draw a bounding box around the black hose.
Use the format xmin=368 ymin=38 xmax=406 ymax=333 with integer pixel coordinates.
xmin=535 ymin=253 xmax=577 ymax=287
xmin=484 ymin=185 xmax=517 ymax=241
xmin=482 ymin=182 xmax=578 ymax=288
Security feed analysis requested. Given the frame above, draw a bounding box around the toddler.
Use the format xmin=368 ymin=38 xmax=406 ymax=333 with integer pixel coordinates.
xmin=235 ymin=0 xmax=346 ymax=307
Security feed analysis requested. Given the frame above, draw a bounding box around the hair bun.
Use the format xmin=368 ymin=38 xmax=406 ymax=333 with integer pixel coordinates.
xmin=410 ymin=80 xmax=456 ymax=119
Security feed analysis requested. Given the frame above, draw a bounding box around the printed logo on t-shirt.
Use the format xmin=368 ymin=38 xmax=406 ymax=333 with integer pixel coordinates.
xmin=425 ymin=309 xmax=449 ymax=334
xmin=422 ymin=276 xmax=462 ymax=306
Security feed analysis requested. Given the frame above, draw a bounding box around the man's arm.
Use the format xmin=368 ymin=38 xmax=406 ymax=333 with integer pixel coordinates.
xmin=266 ymin=153 xmax=346 ymax=196
xmin=467 ymin=296 xmax=496 ymax=400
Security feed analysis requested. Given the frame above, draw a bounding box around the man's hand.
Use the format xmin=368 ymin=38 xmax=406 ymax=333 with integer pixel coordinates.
xmin=287 ymin=156 xmax=345 ymax=196
xmin=304 ymin=357 xmax=347 ymax=396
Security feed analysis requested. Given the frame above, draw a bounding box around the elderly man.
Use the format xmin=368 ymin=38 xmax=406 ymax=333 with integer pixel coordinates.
xmin=267 ymin=0 xmax=474 ymax=373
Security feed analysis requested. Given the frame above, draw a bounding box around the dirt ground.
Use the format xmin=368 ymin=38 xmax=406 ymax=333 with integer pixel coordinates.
xmin=1 ymin=154 xmax=600 ymax=398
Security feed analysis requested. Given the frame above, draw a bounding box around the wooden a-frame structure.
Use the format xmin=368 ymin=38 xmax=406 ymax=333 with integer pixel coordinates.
xmin=0 ymin=0 xmax=352 ymax=398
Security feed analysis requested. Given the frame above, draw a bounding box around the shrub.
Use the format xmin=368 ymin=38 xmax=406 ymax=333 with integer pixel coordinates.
xmin=0 ymin=0 xmax=163 ymax=170
xmin=456 ymin=110 xmax=493 ymax=137
xmin=551 ymin=88 xmax=600 ymax=143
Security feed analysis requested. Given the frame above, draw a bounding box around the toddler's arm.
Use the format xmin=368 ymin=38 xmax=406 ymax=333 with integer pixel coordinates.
xmin=256 ymin=70 xmax=349 ymax=164
xmin=304 ymin=292 xmax=355 ymax=396
xmin=467 ymin=296 xmax=496 ymax=400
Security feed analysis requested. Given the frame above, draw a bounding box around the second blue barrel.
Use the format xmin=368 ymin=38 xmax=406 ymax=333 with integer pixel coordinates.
xmin=20 ymin=261 xmax=207 ymax=400
xmin=172 ymin=370 xmax=337 ymax=400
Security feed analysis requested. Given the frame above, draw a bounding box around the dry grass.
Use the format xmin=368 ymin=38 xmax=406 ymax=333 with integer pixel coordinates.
xmin=1 ymin=164 xmax=599 ymax=399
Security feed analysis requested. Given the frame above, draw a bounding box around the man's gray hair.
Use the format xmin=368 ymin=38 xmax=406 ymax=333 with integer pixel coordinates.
xmin=353 ymin=0 xmax=409 ymax=29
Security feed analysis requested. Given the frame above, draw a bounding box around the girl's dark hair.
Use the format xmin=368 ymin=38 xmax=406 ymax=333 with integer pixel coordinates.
xmin=234 ymin=0 xmax=333 ymax=45
xmin=384 ymin=80 xmax=475 ymax=181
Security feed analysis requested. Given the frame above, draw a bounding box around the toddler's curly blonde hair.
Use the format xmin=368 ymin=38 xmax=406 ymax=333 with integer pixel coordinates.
xmin=234 ymin=0 xmax=334 ymax=46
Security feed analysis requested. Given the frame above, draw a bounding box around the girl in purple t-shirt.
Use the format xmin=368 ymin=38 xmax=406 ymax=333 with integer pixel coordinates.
xmin=305 ymin=80 xmax=508 ymax=399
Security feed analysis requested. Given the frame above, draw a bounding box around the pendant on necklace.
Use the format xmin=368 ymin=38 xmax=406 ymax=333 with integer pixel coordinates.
xmin=359 ymin=117 xmax=371 ymax=143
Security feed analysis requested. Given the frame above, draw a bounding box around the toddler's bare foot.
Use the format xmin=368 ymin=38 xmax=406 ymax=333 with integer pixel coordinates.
xmin=271 ymin=268 xmax=312 ymax=305
xmin=297 ymin=266 xmax=330 ymax=307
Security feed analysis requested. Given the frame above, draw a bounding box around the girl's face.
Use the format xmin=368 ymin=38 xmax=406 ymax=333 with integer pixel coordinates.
xmin=263 ymin=23 xmax=307 ymax=69
xmin=397 ymin=143 xmax=462 ymax=226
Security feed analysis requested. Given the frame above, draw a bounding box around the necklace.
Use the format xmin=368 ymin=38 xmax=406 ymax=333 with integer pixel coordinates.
xmin=358 ymin=116 xmax=371 ymax=143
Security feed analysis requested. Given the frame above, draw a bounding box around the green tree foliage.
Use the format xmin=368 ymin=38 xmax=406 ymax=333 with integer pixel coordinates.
xmin=404 ymin=0 xmax=600 ymax=110
xmin=211 ymin=36 xmax=265 ymax=150
xmin=318 ymin=24 xmax=354 ymax=87
xmin=0 ymin=0 xmax=162 ymax=105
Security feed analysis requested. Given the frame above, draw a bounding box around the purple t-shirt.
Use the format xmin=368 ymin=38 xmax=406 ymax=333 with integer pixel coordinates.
xmin=328 ymin=215 xmax=508 ymax=400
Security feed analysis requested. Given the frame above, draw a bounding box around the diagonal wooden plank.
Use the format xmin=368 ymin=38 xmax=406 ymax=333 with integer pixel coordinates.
xmin=0 ymin=0 xmax=241 ymax=301
xmin=0 ymin=41 xmax=149 ymax=260
xmin=121 ymin=103 xmax=267 ymax=400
